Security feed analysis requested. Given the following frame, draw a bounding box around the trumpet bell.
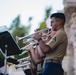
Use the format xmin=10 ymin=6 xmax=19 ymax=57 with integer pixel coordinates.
xmin=16 ymin=36 xmax=20 ymax=43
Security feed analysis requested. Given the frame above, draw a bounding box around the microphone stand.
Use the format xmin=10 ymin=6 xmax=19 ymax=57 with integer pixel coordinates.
xmin=0 ymin=45 xmax=7 ymax=75
xmin=4 ymin=45 xmax=7 ymax=75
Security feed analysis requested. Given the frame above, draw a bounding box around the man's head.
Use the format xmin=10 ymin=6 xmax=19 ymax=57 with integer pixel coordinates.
xmin=50 ymin=12 xmax=66 ymax=31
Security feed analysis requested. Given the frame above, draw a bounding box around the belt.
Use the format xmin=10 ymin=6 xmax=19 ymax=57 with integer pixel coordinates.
xmin=37 ymin=70 xmax=42 ymax=74
xmin=46 ymin=59 xmax=61 ymax=64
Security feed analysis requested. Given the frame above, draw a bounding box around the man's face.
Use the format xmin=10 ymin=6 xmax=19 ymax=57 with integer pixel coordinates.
xmin=50 ymin=17 xmax=59 ymax=31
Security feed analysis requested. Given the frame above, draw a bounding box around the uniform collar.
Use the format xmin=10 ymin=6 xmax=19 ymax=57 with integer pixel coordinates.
xmin=56 ymin=28 xmax=64 ymax=33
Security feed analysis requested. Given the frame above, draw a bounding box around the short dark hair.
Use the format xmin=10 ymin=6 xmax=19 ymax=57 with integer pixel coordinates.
xmin=50 ymin=12 xmax=66 ymax=25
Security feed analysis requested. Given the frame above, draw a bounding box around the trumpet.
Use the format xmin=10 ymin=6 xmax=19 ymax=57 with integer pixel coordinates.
xmin=15 ymin=62 xmax=30 ymax=70
xmin=21 ymin=42 xmax=37 ymax=50
xmin=18 ymin=56 xmax=30 ymax=63
xmin=16 ymin=56 xmax=31 ymax=70
xmin=16 ymin=28 xmax=51 ymax=43
xmin=19 ymin=42 xmax=39 ymax=56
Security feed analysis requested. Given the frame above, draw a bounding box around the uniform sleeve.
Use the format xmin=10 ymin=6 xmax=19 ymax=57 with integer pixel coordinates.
xmin=48 ymin=32 xmax=64 ymax=50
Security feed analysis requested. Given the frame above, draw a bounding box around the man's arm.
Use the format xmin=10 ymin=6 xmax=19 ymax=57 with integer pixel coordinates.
xmin=33 ymin=30 xmax=51 ymax=54
xmin=39 ymin=40 xmax=52 ymax=54
xmin=26 ymin=45 xmax=43 ymax=65
xmin=36 ymin=46 xmax=46 ymax=59
xmin=33 ymin=31 xmax=56 ymax=54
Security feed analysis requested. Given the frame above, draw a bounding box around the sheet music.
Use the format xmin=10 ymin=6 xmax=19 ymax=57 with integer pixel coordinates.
xmin=0 ymin=25 xmax=8 ymax=33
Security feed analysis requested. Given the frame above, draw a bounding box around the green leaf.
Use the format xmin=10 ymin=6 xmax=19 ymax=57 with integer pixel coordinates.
xmin=39 ymin=22 xmax=47 ymax=30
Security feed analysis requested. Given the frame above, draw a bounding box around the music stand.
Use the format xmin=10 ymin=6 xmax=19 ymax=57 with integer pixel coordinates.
xmin=0 ymin=25 xmax=22 ymax=75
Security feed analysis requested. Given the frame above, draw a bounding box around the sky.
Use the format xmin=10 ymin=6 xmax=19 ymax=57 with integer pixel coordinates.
xmin=0 ymin=0 xmax=64 ymax=34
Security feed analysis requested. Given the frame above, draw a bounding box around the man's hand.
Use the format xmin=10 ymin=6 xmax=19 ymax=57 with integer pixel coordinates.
xmin=34 ymin=32 xmax=42 ymax=40
xmin=33 ymin=28 xmax=42 ymax=40
xmin=25 ymin=45 xmax=34 ymax=51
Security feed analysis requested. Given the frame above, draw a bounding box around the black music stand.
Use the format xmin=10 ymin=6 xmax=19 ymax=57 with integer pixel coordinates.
xmin=0 ymin=26 xmax=22 ymax=56
xmin=0 ymin=25 xmax=22 ymax=75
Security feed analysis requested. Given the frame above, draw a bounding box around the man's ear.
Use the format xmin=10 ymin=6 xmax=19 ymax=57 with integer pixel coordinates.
xmin=58 ymin=20 xmax=62 ymax=25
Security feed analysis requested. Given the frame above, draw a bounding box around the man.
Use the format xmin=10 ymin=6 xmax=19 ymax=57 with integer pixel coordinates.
xmin=33 ymin=12 xmax=68 ymax=75
xmin=25 ymin=30 xmax=56 ymax=75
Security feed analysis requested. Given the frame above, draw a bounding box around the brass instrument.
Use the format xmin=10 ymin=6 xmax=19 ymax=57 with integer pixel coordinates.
xmin=16 ymin=28 xmax=51 ymax=43
xmin=14 ymin=28 xmax=52 ymax=69
xmin=17 ymin=28 xmax=51 ymax=55
xmin=18 ymin=56 xmax=30 ymax=63
xmin=15 ymin=61 xmax=30 ymax=69
xmin=16 ymin=56 xmax=31 ymax=70
xmin=19 ymin=42 xmax=38 ymax=56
